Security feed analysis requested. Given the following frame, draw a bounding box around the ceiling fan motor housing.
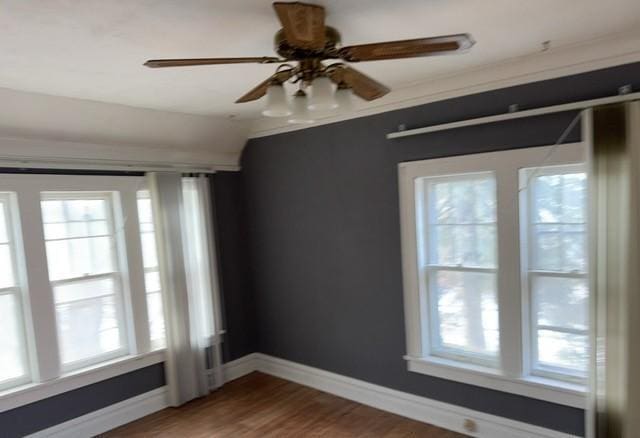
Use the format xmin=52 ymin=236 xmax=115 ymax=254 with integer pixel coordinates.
xmin=274 ymin=26 xmax=341 ymax=60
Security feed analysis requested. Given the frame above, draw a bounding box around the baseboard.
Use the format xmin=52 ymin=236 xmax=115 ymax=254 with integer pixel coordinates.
xmin=27 ymin=386 xmax=169 ymax=438
xmin=222 ymin=353 xmax=260 ymax=383
xmin=252 ymin=353 xmax=579 ymax=438
xmin=26 ymin=353 xmax=579 ymax=437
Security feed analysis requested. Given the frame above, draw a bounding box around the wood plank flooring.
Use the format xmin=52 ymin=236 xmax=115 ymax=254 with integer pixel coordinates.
xmin=103 ymin=372 xmax=466 ymax=437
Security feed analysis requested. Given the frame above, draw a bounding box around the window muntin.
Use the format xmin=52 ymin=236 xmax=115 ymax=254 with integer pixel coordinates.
xmin=524 ymin=167 xmax=588 ymax=381
xmin=41 ymin=193 xmax=128 ymax=370
xmin=136 ymin=190 xmax=166 ymax=350
xmin=417 ymin=173 xmax=499 ymax=365
xmin=0 ymin=193 xmax=30 ymax=389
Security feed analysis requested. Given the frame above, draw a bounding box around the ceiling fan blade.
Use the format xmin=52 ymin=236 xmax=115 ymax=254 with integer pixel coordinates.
xmin=273 ymin=2 xmax=325 ymax=50
xmin=144 ymin=57 xmax=283 ymax=68
xmin=235 ymin=69 xmax=294 ymax=103
xmin=339 ymin=34 xmax=474 ymax=62
xmin=328 ymin=66 xmax=389 ymax=101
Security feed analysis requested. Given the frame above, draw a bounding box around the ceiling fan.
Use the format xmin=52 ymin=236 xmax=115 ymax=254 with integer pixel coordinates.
xmin=144 ymin=2 xmax=475 ymax=122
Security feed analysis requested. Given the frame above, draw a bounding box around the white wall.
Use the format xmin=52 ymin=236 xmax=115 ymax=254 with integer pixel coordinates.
xmin=0 ymin=88 xmax=249 ymax=170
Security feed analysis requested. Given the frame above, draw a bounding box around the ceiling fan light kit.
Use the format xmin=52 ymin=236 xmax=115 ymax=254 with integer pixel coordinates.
xmin=308 ymin=77 xmax=338 ymax=111
xmin=262 ymin=83 xmax=291 ymax=117
xmin=144 ymin=2 xmax=475 ymax=120
xmin=288 ymin=90 xmax=315 ymax=124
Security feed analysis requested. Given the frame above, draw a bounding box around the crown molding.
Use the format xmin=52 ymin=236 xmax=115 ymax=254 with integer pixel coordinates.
xmin=248 ymin=28 xmax=640 ymax=139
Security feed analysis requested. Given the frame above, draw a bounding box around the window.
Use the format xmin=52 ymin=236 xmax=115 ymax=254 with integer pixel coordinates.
xmin=522 ymin=166 xmax=588 ymax=382
xmin=137 ymin=190 xmax=166 ymax=350
xmin=41 ymin=193 xmax=127 ymax=370
xmin=399 ymin=143 xmax=588 ymax=407
xmin=0 ymin=193 xmax=30 ymax=390
xmin=418 ymin=173 xmax=499 ymax=366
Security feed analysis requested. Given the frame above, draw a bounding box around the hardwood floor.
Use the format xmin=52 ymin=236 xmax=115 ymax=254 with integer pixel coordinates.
xmin=103 ymin=372 xmax=466 ymax=437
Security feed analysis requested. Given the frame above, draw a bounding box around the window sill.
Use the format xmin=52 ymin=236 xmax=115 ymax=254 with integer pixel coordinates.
xmin=0 ymin=350 xmax=165 ymax=412
xmin=404 ymin=355 xmax=586 ymax=409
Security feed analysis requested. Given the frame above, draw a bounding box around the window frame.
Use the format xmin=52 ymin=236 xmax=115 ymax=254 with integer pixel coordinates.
xmin=0 ymin=192 xmax=32 ymax=391
xmin=520 ymin=164 xmax=589 ymax=384
xmin=0 ymin=174 xmax=163 ymax=411
xmin=41 ymin=191 xmax=130 ymax=372
xmin=398 ymin=143 xmax=588 ymax=408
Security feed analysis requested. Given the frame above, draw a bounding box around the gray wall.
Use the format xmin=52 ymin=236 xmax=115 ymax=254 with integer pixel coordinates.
xmin=0 ymin=364 xmax=164 ymax=437
xmin=240 ymin=61 xmax=640 ymax=437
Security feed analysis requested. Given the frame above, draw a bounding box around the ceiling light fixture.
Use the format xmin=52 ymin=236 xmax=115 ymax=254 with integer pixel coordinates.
xmin=308 ymin=76 xmax=338 ymax=111
xmin=288 ymin=90 xmax=314 ymax=124
xmin=262 ymin=83 xmax=291 ymax=117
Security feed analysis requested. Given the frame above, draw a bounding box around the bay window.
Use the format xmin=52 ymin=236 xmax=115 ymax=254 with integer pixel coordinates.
xmin=399 ymin=143 xmax=588 ymax=408
xmin=0 ymin=173 xmax=215 ymax=412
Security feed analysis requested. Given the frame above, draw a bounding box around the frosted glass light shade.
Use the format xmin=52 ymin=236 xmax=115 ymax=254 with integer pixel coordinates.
xmin=335 ymin=88 xmax=354 ymax=111
xmin=288 ymin=91 xmax=314 ymax=124
xmin=262 ymin=84 xmax=291 ymax=117
xmin=308 ymin=77 xmax=338 ymax=111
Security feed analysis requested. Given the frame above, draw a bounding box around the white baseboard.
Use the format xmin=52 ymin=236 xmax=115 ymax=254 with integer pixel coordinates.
xmin=27 ymin=353 xmax=579 ymax=438
xmin=252 ymin=354 xmax=579 ymax=438
xmin=27 ymin=386 xmax=169 ymax=438
xmin=222 ymin=353 xmax=260 ymax=383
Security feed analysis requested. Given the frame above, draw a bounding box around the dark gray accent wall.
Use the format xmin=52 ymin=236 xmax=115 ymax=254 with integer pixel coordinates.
xmin=211 ymin=172 xmax=258 ymax=361
xmin=240 ymin=61 xmax=640 ymax=437
xmin=0 ymin=363 xmax=164 ymax=438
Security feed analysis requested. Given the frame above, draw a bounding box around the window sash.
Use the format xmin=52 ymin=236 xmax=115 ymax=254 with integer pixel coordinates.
xmin=41 ymin=192 xmax=131 ymax=371
xmin=523 ymin=164 xmax=589 ymax=383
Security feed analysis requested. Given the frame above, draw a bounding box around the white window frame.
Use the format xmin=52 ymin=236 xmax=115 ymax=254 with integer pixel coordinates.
xmin=520 ymin=164 xmax=589 ymax=384
xmin=0 ymin=192 xmax=33 ymax=391
xmin=398 ymin=143 xmax=588 ymax=408
xmin=41 ymin=191 xmax=130 ymax=371
xmin=0 ymin=174 xmax=164 ymax=412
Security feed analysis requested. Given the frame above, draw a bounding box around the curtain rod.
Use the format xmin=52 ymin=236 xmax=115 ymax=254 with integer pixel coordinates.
xmin=386 ymin=90 xmax=640 ymax=140
xmin=0 ymin=156 xmax=241 ymax=174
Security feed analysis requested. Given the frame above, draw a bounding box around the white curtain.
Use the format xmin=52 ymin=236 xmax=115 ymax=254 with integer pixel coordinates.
xmin=589 ymin=102 xmax=640 ymax=437
xmin=148 ymin=172 xmax=224 ymax=406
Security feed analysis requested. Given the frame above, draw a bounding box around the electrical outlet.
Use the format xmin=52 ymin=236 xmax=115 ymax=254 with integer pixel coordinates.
xmin=463 ymin=418 xmax=478 ymax=434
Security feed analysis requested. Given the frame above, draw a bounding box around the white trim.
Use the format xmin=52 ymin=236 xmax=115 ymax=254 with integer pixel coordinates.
xmin=23 ymin=353 xmax=579 ymax=437
xmin=405 ymin=356 xmax=585 ymax=409
xmin=248 ymin=27 xmax=640 ymax=138
xmin=220 ymin=353 xmax=260 ymax=385
xmin=387 ymin=92 xmax=640 ymax=139
xmin=26 ymin=386 xmax=169 ymax=438
xmin=398 ymin=144 xmax=588 ymax=409
xmin=253 ymin=353 xmax=579 ymax=438
xmin=0 ymin=350 xmax=165 ymax=413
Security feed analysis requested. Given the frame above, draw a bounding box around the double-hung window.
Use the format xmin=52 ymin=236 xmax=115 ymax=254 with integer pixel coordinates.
xmin=41 ymin=192 xmax=127 ymax=370
xmin=136 ymin=190 xmax=166 ymax=350
xmin=522 ymin=165 xmax=588 ymax=382
xmin=399 ymin=143 xmax=588 ymax=408
xmin=418 ymin=173 xmax=499 ymax=366
xmin=0 ymin=193 xmax=30 ymax=390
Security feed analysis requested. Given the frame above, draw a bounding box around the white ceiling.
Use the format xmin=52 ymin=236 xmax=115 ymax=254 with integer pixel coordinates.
xmin=2 ymin=0 xmax=640 ymax=121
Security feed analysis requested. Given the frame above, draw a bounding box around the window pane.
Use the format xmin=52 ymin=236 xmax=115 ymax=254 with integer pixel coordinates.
xmin=55 ymin=294 xmax=122 ymax=365
xmin=537 ymin=329 xmax=588 ymax=374
xmin=0 ymin=201 xmax=8 ymax=243
xmin=145 ymin=270 xmax=161 ymax=293
xmin=426 ymin=174 xmax=497 ymax=269
xmin=0 ymin=294 xmax=27 ymax=384
xmin=0 ymin=243 xmax=15 ymax=288
xmin=54 ymin=276 xmax=116 ymax=303
xmin=533 ymin=276 xmax=588 ymax=331
xmin=137 ymin=191 xmax=166 ymax=350
xmin=146 ymin=291 xmax=166 ymax=349
xmin=140 ymin=232 xmax=158 ymax=268
xmin=432 ymin=270 xmax=499 ymax=358
xmin=45 ymin=236 xmax=114 ymax=281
